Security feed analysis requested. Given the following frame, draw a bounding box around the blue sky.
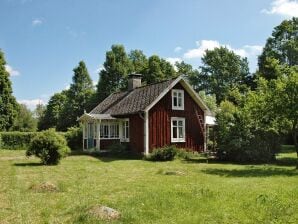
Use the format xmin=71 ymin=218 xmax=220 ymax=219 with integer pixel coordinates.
xmin=1 ymin=0 xmax=297 ymax=109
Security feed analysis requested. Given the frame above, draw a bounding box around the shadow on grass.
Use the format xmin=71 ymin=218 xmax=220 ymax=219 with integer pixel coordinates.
xmin=69 ymin=150 xmax=142 ymax=162
xmin=202 ymin=167 xmax=298 ymax=177
xmin=275 ymin=157 xmax=297 ymax=167
xmin=14 ymin=162 xmax=43 ymax=167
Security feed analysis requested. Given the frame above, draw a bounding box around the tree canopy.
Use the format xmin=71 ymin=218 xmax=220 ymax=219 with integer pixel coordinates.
xmin=0 ymin=50 xmax=18 ymax=131
xmin=258 ymin=17 xmax=298 ymax=80
xmin=191 ymin=47 xmax=250 ymax=104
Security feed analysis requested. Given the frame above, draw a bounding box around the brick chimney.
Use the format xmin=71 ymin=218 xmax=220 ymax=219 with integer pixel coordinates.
xmin=128 ymin=73 xmax=142 ymax=90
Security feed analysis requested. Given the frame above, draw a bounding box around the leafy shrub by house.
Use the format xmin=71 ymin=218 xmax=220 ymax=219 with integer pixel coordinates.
xmin=63 ymin=126 xmax=82 ymax=150
xmin=107 ymin=142 xmax=129 ymax=153
xmin=147 ymin=145 xmax=178 ymax=161
xmin=26 ymin=129 xmax=70 ymax=165
xmin=216 ymin=100 xmax=280 ymax=163
xmin=0 ymin=132 xmax=38 ymax=150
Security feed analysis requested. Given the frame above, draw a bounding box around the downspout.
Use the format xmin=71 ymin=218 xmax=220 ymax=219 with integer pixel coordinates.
xmin=204 ymin=110 xmax=207 ymax=152
xmin=139 ymin=111 xmax=149 ymax=155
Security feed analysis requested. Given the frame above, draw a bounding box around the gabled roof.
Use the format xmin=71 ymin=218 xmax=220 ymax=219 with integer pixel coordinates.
xmin=90 ymin=78 xmax=177 ymax=116
xmin=88 ymin=76 xmax=211 ymax=117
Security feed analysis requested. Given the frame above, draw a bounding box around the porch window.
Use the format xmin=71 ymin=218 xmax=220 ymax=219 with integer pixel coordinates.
xmin=110 ymin=123 xmax=119 ymax=138
xmin=171 ymin=117 xmax=185 ymax=142
xmin=100 ymin=122 xmax=119 ymax=139
xmin=121 ymin=119 xmax=129 ymax=142
xmin=172 ymin=89 xmax=184 ymax=110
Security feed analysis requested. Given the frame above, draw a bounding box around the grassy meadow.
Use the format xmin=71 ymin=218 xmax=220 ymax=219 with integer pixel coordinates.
xmin=0 ymin=147 xmax=297 ymax=224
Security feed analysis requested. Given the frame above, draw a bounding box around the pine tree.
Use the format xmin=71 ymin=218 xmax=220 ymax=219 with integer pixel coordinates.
xmin=58 ymin=61 xmax=94 ymax=130
xmin=97 ymin=45 xmax=133 ymax=101
xmin=0 ymin=50 xmax=18 ymax=131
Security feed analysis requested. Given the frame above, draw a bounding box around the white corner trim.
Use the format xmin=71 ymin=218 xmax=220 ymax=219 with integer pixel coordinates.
xmin=144 ymin=111 xmax=149 ymax=155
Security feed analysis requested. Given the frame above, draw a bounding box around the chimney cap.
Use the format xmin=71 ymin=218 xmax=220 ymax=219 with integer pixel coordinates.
xmin=128 ymin=73 xmax=142 ymax=78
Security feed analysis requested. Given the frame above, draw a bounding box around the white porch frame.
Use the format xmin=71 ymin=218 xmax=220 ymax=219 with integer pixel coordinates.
xmin=78 ymin=113 xmax=129 ymax=151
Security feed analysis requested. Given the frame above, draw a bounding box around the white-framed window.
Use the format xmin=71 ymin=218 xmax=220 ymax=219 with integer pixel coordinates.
xmin=172 ymin=89 xmax=184 ymax=110
xmin=100 ymin=122 xmax=119 ymax=139
xmin=121 ymin=119 xmax=130 ymax=142
xmin=171 ymin=117 xmax=185 ymax=142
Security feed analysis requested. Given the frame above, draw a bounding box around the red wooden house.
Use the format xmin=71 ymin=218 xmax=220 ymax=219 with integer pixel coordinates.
xmin=78 ymin=74 xmax=212 ymax=154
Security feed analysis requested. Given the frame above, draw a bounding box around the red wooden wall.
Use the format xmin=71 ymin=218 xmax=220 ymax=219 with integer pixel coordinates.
xmin=148 ymin=83 xmax=205 ymax=152
xmin=128 ymin=114 xmax=144 ymax=153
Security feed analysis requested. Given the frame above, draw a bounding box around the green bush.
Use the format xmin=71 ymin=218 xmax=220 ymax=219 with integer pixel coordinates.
xmin=175 ymin=148 xmax=192 ymax=160
xmin=107 ymin=142 xmax=129 ymax=153
xmin=64 ymin=126 xmax=82 ymax=150
xmin=146 ymin=145 xmax=178 ymax=161
xmin=26 ymin=129 xmax=70 ymax=165
xmin=216 ymin=101 xmax=280 ymax=163
xmin=0 ymin=132 xmax=39 ymax=150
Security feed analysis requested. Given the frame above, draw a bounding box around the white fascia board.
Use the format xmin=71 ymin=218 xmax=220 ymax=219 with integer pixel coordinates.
xmin=144 ymin=76 xmax=183 ymax=112
xmin=144 ymin=75 xmax=212 ymax=116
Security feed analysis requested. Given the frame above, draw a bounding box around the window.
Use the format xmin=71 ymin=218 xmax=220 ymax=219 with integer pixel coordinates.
xmin=121 ymin=119 xmax=129 ymax=142
xmin=171 ymin=117 xmax=185 ymax=142
xmin=172 ymin=89 xmax=184 ymax=110
xmin=110 ymin=123 xmax=119 ymax=138
xmin=100 ymin=122 xmax=119 ymax=139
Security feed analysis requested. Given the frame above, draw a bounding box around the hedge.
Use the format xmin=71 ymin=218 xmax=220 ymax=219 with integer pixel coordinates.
xmin=0 ymin=132 xmax=39 ymax=150
xmin=0 ymin=128 xmax=82 ymax=151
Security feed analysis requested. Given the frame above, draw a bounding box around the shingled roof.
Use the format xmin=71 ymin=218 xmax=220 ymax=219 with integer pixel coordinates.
xmin=90 ymin=78 xmax=176 ymax=116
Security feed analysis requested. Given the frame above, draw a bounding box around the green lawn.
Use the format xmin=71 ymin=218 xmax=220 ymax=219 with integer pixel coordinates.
xmin=0 ymin=147 xmax=297 ymax=224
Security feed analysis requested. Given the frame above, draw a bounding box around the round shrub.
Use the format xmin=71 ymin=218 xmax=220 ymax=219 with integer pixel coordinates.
xmin=147 ymin=145 xmax=177 ymax=161
xmin=26 ymin=129 xmax=70 ymax=165
xmin=64 ymin=126 xmax=82 ymax=150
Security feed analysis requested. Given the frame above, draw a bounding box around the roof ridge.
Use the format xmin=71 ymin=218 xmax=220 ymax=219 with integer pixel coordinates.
xmin=108 ymin=77 xmax=178 ymax=95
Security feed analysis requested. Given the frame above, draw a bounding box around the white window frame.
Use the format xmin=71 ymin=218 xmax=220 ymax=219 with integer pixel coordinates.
xmin=171 ymin=117 xmax=186 ymax=142
xmin=100 ymin=121 xmax=120 ymax=139
xmin=121 ymin=119 xmax=130 ymax=142
xmin=172 ymin=89 xmax=184 ymax=110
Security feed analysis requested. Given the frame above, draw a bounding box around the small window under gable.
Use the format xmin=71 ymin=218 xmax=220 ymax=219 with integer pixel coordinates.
xmin=172 ymin=89 xmax=184 ymax=110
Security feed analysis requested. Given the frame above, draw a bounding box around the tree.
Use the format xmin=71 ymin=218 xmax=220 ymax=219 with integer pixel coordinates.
xmin=38 ymin=91 xmax=68 ymax=130
xmin=34 ymin=103 xmax=46 ymax=122
xmin=97 ymin=45 xmax=132 ymax=101
xmin=266 ymin=66 xmax=298 ymax=167
xmin=0 ymin=50 xmax=18 ymax=131
xmin=143 ymin=55 xmax=177 ymax=84
xmin=129 ymin=49 xmax=148 ymax=75
xmin=196 ymin=47 xmax=250 ymax=103
xmin=12 ymin=104 xmax=37 ymax=132
xmin=59 ymin=61 xmax=94 ymax=130
xmin=258 ymin=17 xmax=298 ymax=80
xmin=198 ymin=91 xmax=217 ymax=113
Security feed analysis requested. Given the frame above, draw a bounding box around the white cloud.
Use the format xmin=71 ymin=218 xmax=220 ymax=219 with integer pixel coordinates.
xmin=184 ymin=40 xmax=221 ymax=59
xmin=94 ymin=65 xmax=104 ymax=74
xmin=18 ymin=99 xmax=45 ymax=110
xmin=243 ymin=45 xmax=263 ymax=56
xmin=262 ymin=0 xmax=298 ymax=17
xmin=64 ymin=84 xmax=70 ymax=90
xmin=174 ymin=46 xmax=182 ymax=53
xmin=183 ymin=40 xmax=263 ymax=59
xmin=166 ymin=57 xmax=182 ymax=66
xmin=32 ymin=18 xmax=43 ymax=26
xmin=5 ymin=65 xmax=20 ymax=76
